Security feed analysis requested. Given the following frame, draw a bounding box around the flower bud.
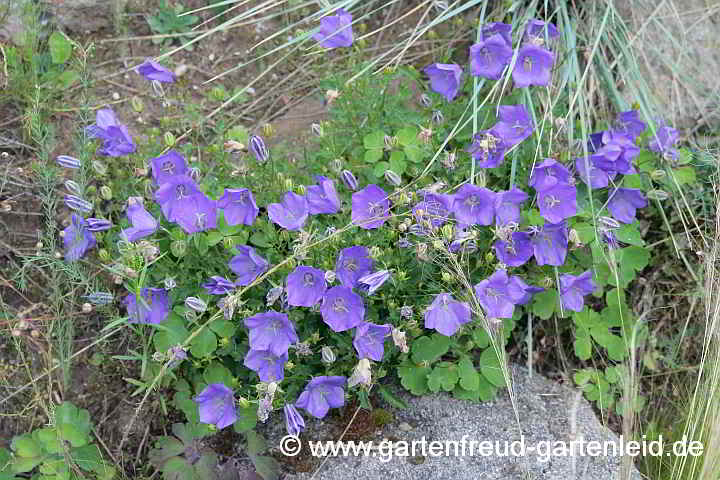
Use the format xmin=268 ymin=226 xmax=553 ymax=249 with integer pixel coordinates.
xmin=237 ymin=396 xmax=250 ymax=408
xmin=295 ymin=184 xmax=306 ymax=196
xmin=311 ymin=123 xmax=324 ymax=137
xmin=82 ymin=303 xmax=92 ymax=313
xmin=431 ymin=110 xmax=444 ymax=124
xmin=35 ymin=241 xmax=43 ymax=250
xmin=249 ymin=134 xmax=270 ymax=163
xmin=321 ymin=346 xmax=336 ymax=364
xmin=432 ymin=239 xmax=445 ymax=250
xmin=392 ymin=328 xmax=409 ymax=353
xmin=64 ymin=195 xmax=93 ymax=214
xmin=185 ymin=296 xmax=207 ymax=313
xmin=369 ymin=246 xmax=381 ymax=259
xmin=170 ymin=240 xmax=187 ymax=257
xmin=131 ymin=96 xmax=144 ymax=113
xmin=420 ymin=93 xmax=432 ymax=108
xmin=56 ymin=155 xmax=81 ymax=169
xmin=324 ymin=270 xmax=336 ymax=284
xmin=598 ymin=216 xmax=621 ymax=229
xmin=86 ymin=218 xmax=112 ymax=232
xmin=441 ymin=224 xmax=454 ymax=240
xmin=100 ymin=185 xmax=112 ymax=200
xmin=341 ymin=170 xmax=358 ymax=190
xmin=98 ymin=249 xmax=110 ymax=261
xmin=569 ymin=228 xmax=582 ymax=246
xmin=284 ymin=178 xmax=293 ymax=191
xmin=163 ymin=277 xmax=177 ymax=290
xmin=384 ymin=170 xmax=402 ymax=186
xmin=262 ymin=123 xmax=274 ymax=138
xmin=331 ymin=158 xmax=343 ymax=172
xmin=92 ymin=160 xmax=108 ymax=176
xmin=441 ymin=271 xmax=452 ymax=283
xmin=286 ymin=361 xmax=295 ymax=370
xmin=164 ymin=131 xmax=176 ymax=147
xmin=650 ymin=169 xmax=666 ymax=181
xmin=223 ymin=236 xmax=235 ymax=249
xmin=647 ymin=189 xmax=670 ymax=201
xmin=85 ymin=292 xmax=114 ymax=305
xmin=64 ymin=180 xmax=82 ymax=196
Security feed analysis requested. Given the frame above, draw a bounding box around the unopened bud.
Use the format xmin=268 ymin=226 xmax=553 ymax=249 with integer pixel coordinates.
xmin=369 ymin=246 xmax=382 ymax=259
xmin=431 ymin=110 xmax=444 ymax=124
xmin=341 ymin=170 xmax=358 ymax=190
xmin=100 ymin=185 xmax=112 ymax=200
xmin=164 ymin=277 xmax=177 ymax=290
xmin=131 ymin=96 xmax=144 ymax=113
xmin=284 ymin=178 xmax=293 ymax=191
xmin=441 ymin=271 xmax=452 ymax=283
xmin=324 ymin=270 xmax=336 ymax=284
xmin=311 ymin=123 xmax=324 ymax=137
xmin=331 ymin=158 xmax=343 ymax=173
xmin=420 ymin=93 xmax=432 ymax=108
xmin=98 ymin=249 xmax=110 ymax=261
xmin=262 ymin=123 xmax=274 ymax=138
xmin=384 ymin=170 xmax=402 ymax=186
xmin=650 ymin=170 xmax=667 ymax=181
xmin=82 ymin=303 xmax=92 ymax=313
xmin=295 ymin=184 xmax=306 ymax=196
xmin=321 ymin=346 xmax=336 ymax=364
xmin=647 ymin=189 xmax=670 ymax=201
xmin=569 ymin=228 xmax=582 ymax=246
xmin=56 ymin=155 xmax=81 ymax=169
xmin=185 ymin=296 xmax=207 ymax=313
xmin=238 ymin=396 xmax=250 ymax=408
xmin=171 ymin=240 xmax=187 ymax=257
xmin=92 ymin=160 xmax=108 ymax=176
xmin=164 ymin=132 xmax=176 ymax=147
xmin=64 ymin=180 xmax=82 ymax=195
xmin=223 ymin=236 xmax=235 ymax=249
xmin=35 ymin=241 xmax=43 ymax=250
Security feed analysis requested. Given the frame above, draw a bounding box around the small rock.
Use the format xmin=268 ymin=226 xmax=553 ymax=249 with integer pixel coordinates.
xmin=398 ymin=422 xmax=413 ymax=432
xmin=174 ymin=64 xmax=189 ymax=77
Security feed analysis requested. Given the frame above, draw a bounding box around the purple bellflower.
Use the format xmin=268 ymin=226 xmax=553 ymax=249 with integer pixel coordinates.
xmin=194 ymin=383 xmax=236 ymax=430
xmin=320 ymin=286 xmax=365 ymax=332
xmin=607 ymin=188 xmax=648 ymax=224
xmin=469 ymin=33 xmax=513 ymax=80
xmin=423 ymin=63 xmax=464 ymax=101
xmin=648 ymin=123 xmax=679 ymax=159
xmin=121 ymin=197 xmax=158 ymax=242
xmin=559 ymin=271 xmax=595 ymax=312
xmin=512 ymin=44 xmax=554 ymax=88
xmin=136 ymin=59 xmax=176 ymax=83
xmin=85 ymin=108 xmax=136 ymax=157
xmin=64 ymin=195 xmax=93 ymax=214
xmin=335 ymin=246 xmax=373 ymax=288
xmin=593 ymin=131 xmax=639 ymax=174
xmin=413 ymin=192 xmax=454 ymax=227
xmin=529 ymin=158 xmax=571 ymax=191
xmin=481 ymin=22 xmax=512 ymax=46
xmin=452 ymin=184 xmax=495 ymax=226
xmin=494 ymin=104 xmax=534 ymax=146
xmin=203 ymin=276 xmax=236 ymax=295
xmin=244 ymin=349 xmax=288 ymax=382
xmin=530 ymin=221 xmax=568 ymax=266
xmin=494 ymin=187 xmax=529 ymax=226
xmin=353 ymin=322 xmax=392 ymax=361
xmin=352 ymin=184 xmax=390 ymax=229
xmin=172 ymin=193 xmax=217 ymax=234
xmin=244 ymin=311 xmax=298 ymax=356
xmin=218 ymin=188 xmax=259 ymax=226
xmin=284 ymin=404 xmax=305 ymax=436
xmin=154 ymin=175 xmax=202 ymax=221
xmin=474 ymin=269 xmax=526 ymax=319
xmin=424 ymin=293 xmax=471 ymax=337
xmin=575 ymin=155 xmax=616 ymax=189
xmin=63 ymin=214 xmax=96 ymax=261
xmin=286 ymin=266 xmax=327 ymax=307
xmin=508 ymin=275 xmax=545 ymax=305
xmin=267 ymin=191 xmax=309 ymax=231
xmin=306 ymin=177 xmax=341 ymax=214
xmin=295 ymin=376 xmax=347 ymax=419
xmin=358 ymin=270 xmax=391 ymax=295
xmin=587 ymin=132 xmax=606 ymax=153
xmin=523 ymin=19 xmax=560 ymax=43
xmin=150 ymin=150 xmax=188 ymax=186
xmin=124 ymin=287 xmax=169 ymax=324
xmin=229 ymin=246 xmax=269 ymax=286
xmin=466 ymin=129 xmax=508 ymax=168
xmin=613 ymin=110 xmax=646 ymax=140
xmin=537 ymin=183 xmax=577 ymax=224
xmin=313 ymin=8 xmax=353 ymax=48
xmin=493 ymin=231 xmax=533 ymax=267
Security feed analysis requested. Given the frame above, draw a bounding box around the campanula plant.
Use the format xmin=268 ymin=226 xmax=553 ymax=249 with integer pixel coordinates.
xmin=53 ymin=10 xmax=704 ymax=471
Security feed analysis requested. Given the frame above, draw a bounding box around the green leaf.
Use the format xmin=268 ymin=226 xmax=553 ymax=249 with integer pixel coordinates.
xmin=10 ymin=434 xmax=42 ymax=458
xmin=55 ymin=402 xmax=91 ymax=447
xmin=364 ymin=148 xmax=384 ymax=163
xmin=574 ymin=328 xmax=592 ymax=360
xmin=203 ymin=363 xmax=234 ymax=386
xmin=372 ymin=161 xmax=389 ymax=178
xmin=670 ymin=166 xmax=696 ymax=186
xmin=388 ymin=150 xmax=407 ymax=175
xmin=248 ymin=453 xmax=280 ymax=480
xmin=614 ymin=223 xmax=644 ymax=246
xmin=471 ymin=327 xmax=490 ymax=348
xmin=589 ymin=327 xmax=627 ymax=361
xmin=457 ymin=357 xmax=480 ymax=391
xmin=153 ymin=314 xmax=190 ymax=353
xmin=427 ymin=363 xmax=459 ymax=392
xmin=364 ymin=131 xmax=385 ymax=149
xmin=403 ymin=144 xmax=425 ymax=163
xmin=574 ymin=223 xmax=596 ymax=244
xmin=162 ymin=457 xmax=196 ymax=480
xmin=531 ymin=289 xmax=557 ymax=320
xmin=189 ymin=328 xmax=217 ymax=358
xmin=208 ymin=319 xmax=236 ymax=338
xmin=479 ymin=348 xmax=506 ymax=387
xmin=35 ymin=428 xmax=62 ymax=454
xmin=249 ymin=233 xmax=271 ymax=248
xmin=453 ymin=374 xmax=496 ymax=402
xmin=397 ymin=362 xmax=431 ymax=395
xmin=53 ymin=69 xmax=80 ymax=89
xmin=622 ymin=174 xmax=644 ymax=189
xmin=396 ymin=126 xmax=418 ymax=146
xmin=233 ymin=405 xmax=258 ymax=433
xmin=193 ymin=233 xmax=208 ymax=255
xmin=193 ymin=453 xmax=219 ymax=479
xmin=49 ymin=31 xmax=72 ymax=64
xmin=376 ymin=385 xmax=408 ymax=409
xmin=148 ymin=436 xmax=185 ymax=469
xmin=245 ymin=431 xmax=267 ymax=456
xmin=206 ymin=231 xmax=224 ymax=246
xmin=622 ymin=246 xmax=650 ymax=271
xmin=411 ymin=334 xmax=451 ymax=364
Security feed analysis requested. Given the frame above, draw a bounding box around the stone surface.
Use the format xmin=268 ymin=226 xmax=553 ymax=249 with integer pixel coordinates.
xmin=261 ymin=365 xmax=643 ymax=480
xmin=45 ymin=0 xmax=115 ymax=33
xmin=615 ymin=0 xmax=720 ymax=130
